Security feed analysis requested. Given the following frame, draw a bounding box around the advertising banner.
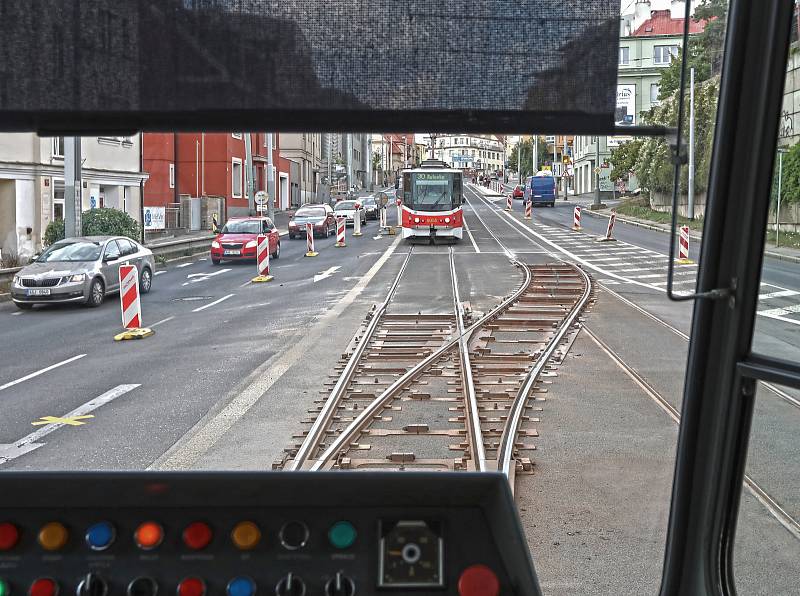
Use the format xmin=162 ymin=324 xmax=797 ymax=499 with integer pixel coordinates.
xmin=143 ymin=206 xmax=166 ymax=230
xmin=609 ymin=84 xmax=636 ymax=148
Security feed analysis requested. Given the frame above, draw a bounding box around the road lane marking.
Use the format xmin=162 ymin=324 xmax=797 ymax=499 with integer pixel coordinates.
xmin=182 ymin=268 xmax=233 ymax=286
xmin=177 ymin=262 xmax=193 ymax=268
xmin=154 ymin=271 xmax=166 ymax=276
xmin=151 ymin=236 xmax=404 ymax=471
xmin=10 ymin=311 xmax=22 ymax=316
xmin=32 ymin=415 xmax=94 ymax=426
xmin=0 ymin=354 xmax=87 ymax=393
xmin=150 ymin=316 xmax=175 ymax=328
xmin=463 ymin=219 xmax=481 ymax=253
xmin=0 ymin=384 xmax=140 ymax=465
xmin=759 ymin=290 xmax=800 ymax=300
xmin=192 ymin=294 xmax=235 ymax=312
xmin=314 ymin=266 xmax=341 ymax=283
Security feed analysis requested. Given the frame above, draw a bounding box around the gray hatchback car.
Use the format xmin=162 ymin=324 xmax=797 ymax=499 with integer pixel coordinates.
xmin=11 ymin=236 xmax=155 ymax=310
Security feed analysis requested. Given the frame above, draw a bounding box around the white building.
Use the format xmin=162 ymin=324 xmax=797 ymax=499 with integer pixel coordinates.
xmin=425 ymin=134 xmax=505 ymax=174
xmin=0 ymin=134 xmax=147 ymax=261
xmin=280 ymin=133 xmax=323 ymax=204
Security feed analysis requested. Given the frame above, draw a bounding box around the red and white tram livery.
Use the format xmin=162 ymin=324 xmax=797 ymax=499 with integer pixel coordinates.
xmin=399 ymin=160 xmax=463 ymax=241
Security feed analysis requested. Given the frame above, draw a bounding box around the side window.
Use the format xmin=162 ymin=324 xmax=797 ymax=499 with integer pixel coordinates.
xmin=104 ymin=240 xmax=121 ymax=261
xmin=118 ymin=239 xmax=137 ymax=256
xmin=453 ymin=175 xmax=463 ymax=206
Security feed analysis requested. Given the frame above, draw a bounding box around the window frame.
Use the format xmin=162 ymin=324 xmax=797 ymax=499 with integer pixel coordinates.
xmin=654 ymin=44 xmax=679 ymax=65
xmin=169 ymin=163 xmax=175 ymax=189
xmin=52 ymin=137 xmax=65 ymax=159
xmin=232 ymin=157 xmax=243 ymax=198
xmin=619 ymin=46 xmax=630 ymax=65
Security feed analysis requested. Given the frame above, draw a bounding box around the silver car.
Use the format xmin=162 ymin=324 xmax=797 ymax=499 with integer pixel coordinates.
xmin=10 ymin=236 xmax=156 ymax=310
xmin=333 ymin=200 xmax=367 ymax=227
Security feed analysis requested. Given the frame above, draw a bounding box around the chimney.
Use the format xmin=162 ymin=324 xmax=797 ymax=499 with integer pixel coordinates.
xmin=671 ymin=0 xmax=687 ymax=20
xmin=633 ymin=0 xmax=652 ymax=31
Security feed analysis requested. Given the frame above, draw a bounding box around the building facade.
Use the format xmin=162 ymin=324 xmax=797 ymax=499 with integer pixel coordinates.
xmin=427 ymin=134 xmax=504 ymax=175
xmin=280 ymin=133 xmax=322 ymax=205
xmin=0 ymin=134 xmax=147 ymax=261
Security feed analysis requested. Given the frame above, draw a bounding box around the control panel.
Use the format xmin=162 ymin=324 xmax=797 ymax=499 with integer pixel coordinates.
xmin=0 ymin=472 xmax=541 ymax=595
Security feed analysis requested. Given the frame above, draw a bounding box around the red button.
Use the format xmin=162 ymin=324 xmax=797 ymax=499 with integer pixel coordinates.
xmin=177 ymin=577 xmax=205 ymax=596
xmin=29 ymin=578 xmax=59 ymax=596
xmin=0 ymin=523 xmax=19 ymax=551
xmin=458 ymin=564 xmax=500 ymax=596
xmin=182 ymin=522 xmax=212 ymax=550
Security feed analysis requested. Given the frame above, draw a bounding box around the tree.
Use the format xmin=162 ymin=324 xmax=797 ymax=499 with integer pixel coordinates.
xmin=508 ymin=137 xmax=551 ymax=179
xmin=609 ymin=138 xmax=643 ymax=184
xmin=775 ymin=142 xmax=800 ymax=205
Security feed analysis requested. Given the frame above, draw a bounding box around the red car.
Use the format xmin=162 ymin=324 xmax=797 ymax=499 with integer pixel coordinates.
xmin=512 ymin=184 xmax=524 ymax=199
xmin=211 ymin=217 xmax=281 ymax=265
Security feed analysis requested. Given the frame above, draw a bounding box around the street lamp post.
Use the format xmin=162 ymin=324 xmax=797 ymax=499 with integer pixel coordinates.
xmin=593 ymin=136 xmax=601 ymax=208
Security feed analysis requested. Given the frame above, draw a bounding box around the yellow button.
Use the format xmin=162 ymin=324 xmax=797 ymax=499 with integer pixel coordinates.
xmin=231 ymin=521 xmax=261 ymax=551
xmin=38 ymin=522 xmax=68 ymax=551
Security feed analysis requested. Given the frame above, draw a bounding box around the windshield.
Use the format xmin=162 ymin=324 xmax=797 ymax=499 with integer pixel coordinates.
xmin=221 ymin=220 xmax=261 ymax=234
xmin=335 ymin=201 xmax=356 ymax=210
xmin=295 ymin=208 xmax=325 ymax=218
xmin=37 ymin=241 xmax=101 ymax=262
xmin=405 ymin=172 xmax=460 ymax=211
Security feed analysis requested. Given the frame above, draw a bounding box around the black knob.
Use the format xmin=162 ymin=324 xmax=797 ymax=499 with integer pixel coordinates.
xmin=279 ymin=521 xmax=309 ymax=551
xmin=325 ymin=572 xmax=355 ymax=596
xmin=127 ymin=577 xmax=158 ymax=596
xmin=275 ymin=573 xmax=306 ymax=596
xmin=76 ymin=574 xmax=108 ymax=596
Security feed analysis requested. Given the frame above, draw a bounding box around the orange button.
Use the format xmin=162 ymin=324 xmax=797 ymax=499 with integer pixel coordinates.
xmin=38 ymin=522 xmax=68 ymax=551
xmin=134 ymin=521 xmax=163 ymax=550
xmin=182 ymin=522 xmax=212 ymax=551
xmin=231 ymin=521 xmax=261 ymax=551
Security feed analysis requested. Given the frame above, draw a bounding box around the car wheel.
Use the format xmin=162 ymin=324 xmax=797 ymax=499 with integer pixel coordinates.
xmin=212 ymin=258 xmax=221 ymax=265
xmin=86 ymin=278 xmax=105 ymax=308
xmin=139 ymin=267 xmax=152 ymax=294
xmin=273 ymin=241 xmax=280 ymax=259
xmin=14 ymin=302 xmax=33 ymax=310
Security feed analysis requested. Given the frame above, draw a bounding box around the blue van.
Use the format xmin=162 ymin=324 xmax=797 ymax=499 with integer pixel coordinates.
xmin=523 ymin=174 xmax=556 ymax=207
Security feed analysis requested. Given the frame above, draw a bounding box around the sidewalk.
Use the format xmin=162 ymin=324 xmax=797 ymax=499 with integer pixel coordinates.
xmin=570 ymin=196 xmax=800 ymax=264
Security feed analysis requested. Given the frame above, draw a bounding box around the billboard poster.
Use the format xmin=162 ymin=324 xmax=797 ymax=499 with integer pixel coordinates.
xmin=609 ymin=84 xmax=636 ymax=148
xmin=143 ymin=206 xmax=166 ymax=230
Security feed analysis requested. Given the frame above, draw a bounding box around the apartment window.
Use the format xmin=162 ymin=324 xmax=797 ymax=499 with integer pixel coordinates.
xmin=232 ymin=158 xmax=243 ymax=198
xmin=52 ymin=137 xmax=65 ymax=158
xmin=650 ymin=83 xmax=660 ymax=103
xmin=169 ymin=163 xmax=175 ymax=189
xmin=232 ymin=132 xmax=243 ymax=139
xmin=619 ymin=47 xmax=630 ymax=65
xmin=653 ymin=45 xmax=678 ymax=65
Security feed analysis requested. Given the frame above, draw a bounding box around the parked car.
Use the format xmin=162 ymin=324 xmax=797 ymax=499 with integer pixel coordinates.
xmin=288 ymin=204 xmax=336 ymax=239
xmin=362 ymin=196 xmax=379 ymax=220
xmin=333 ymin=200 xmax=367 ymax=226
xmin=10 ymin=236 xmax=155 ymax=310
xmin=512 ymin=184 xmax=524 ymax=199
xmin=211 ymin=217 xmax=281 ymax=264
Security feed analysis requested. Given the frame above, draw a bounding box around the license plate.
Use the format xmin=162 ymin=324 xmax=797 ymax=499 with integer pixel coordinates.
xmin=26 ymin=288 xmax=51 ymax=296
xmin=224 ymin=249 xmax=241 ymax=255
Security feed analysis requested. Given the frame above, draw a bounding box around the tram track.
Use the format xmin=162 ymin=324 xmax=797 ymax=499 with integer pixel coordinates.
xmin=280 ymin=220 xmax=594 ymax=483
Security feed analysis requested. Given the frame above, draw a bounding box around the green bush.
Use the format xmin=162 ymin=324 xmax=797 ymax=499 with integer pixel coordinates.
xmin=43 ymin=208 xmax=140 ymax=247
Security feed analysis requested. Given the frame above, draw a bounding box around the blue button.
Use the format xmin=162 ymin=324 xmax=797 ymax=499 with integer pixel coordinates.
xmin=85 ymin=521 xmax=115 ymax=551
xmin=227 ymin=577 xmax=256 ymax=596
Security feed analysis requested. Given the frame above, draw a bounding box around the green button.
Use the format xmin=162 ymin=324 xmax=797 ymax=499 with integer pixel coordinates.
xmin=0 ymin=578 xmax=10 ymax=596
xmin=328 ymin=521 xmax=357 ymax=549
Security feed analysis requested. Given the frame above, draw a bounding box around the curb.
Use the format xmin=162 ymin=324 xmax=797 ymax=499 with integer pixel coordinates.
xmin=581 ymin=209 xmax=800 ymax=265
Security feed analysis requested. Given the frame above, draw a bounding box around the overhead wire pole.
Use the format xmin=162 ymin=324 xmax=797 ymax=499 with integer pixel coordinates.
xmin=64 ymin=137 xmax=82 ymax=238
xmin=267 ymin=133 xmax=275 ymax=218
xmin=688 ymin=67 xmax=695 ymax=220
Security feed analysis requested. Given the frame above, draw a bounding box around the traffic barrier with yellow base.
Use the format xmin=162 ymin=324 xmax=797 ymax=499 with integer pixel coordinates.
xmin=305 ymin=223 xmax=319 ymax=257
xmin=596 ymin=209 xmax=617 ymax=242
xmin=676 ymin=225 xmax=694 ymax=264
xmin=524 ymin=200 xmax=532 ymax=220
xmin=335 ymin=217 xmax=346 ymax=247
xmin=115 ymin=265 xmax=153 ymax=341
xmin=252 ymin=234 xmax=274 ymax=282
xmin=572 ymin=206 xmax=582 ymax=231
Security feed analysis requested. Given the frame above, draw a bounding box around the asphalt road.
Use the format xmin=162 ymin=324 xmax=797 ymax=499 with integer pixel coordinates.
xmin=0 ymin=185 xmax=796 ymax=594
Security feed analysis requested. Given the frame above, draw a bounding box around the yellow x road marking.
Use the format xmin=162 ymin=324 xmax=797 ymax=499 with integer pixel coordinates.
xmin=31 ymin=415 xmax=94 ymax=426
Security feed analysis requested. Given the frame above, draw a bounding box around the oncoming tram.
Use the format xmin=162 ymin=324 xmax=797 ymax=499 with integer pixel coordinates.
xmin=398 ymin=160 xmax=463 ymax=241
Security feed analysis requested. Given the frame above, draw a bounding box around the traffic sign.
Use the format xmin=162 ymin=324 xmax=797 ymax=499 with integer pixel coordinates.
xmin=594 ymin=167 xmax=601 ymax=174
xmin=255 ymin=191 xmax=269 ymax=205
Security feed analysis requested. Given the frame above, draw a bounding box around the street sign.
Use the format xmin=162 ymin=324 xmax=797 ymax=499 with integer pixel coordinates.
xmin=593 ymin=167 xmax=601 ymax=174
xmin=255 ymin=190 xmax=269 ymax=205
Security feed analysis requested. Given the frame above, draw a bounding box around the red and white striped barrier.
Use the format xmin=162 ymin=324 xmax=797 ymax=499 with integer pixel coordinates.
xmin=597 ymin=209 xmax=617 ymax=242
xmin=119 ymin=265 xmax=141 ymax=329
xmin=524 ymin=200 xmax=532 ymax=220
xmin=335 ymin=217 xmax=346 ymax=247
xmin=253 ymin=234 xmax=273 ymax=282
xmin=677 ymin=225 xmax=693 ymax=264
xmin=572 ymin=206 xmax=582 ymax=231
xmin=396 ymin=198 xmax=402 ymax=228
xmin=506 ymin=193 xmax=512 ymax=211
xmin=305 ymin=222 xmax=318 ymax=257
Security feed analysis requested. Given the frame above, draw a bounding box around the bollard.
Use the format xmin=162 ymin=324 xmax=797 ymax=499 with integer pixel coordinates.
xmin=353 ymin=209 xmax=363 ymax=236
xmin=506 ymin=193 xmax=512 ymax=211
xmin=396 ymin=198 xmax=403 ymax=232
xmin=524 ymin=200 xmax=532 ymax=220
xmin=335 ymin=217 xmax=346 ymax=247
xmin=596 ymin=209 xmax=617 ymax=242
xmin=114 ymin=265 xmax=154 ymax=340
xmin=305 ymin=222 xmax=319 ymax=257
xmin=572 ymin=206 xmax=582 ymax=231
xmin=252 ymin=234 xmax=274 ymax=282
xmin=677 ymin=225 xmax=693 ymax=264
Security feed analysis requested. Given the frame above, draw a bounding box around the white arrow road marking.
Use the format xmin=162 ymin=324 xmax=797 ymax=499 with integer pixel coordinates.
xmin=181 ymin=268 xmax=232 ymax=286
xmin=0 ymin=354 xmax=86 ymax=393
xmin=313 ymin=266 xmax=341 ymax=283
xmin=192 ymin=294 xmax=235 ymax=312
xmin=0 ymin=384 xmax=140 ymax=465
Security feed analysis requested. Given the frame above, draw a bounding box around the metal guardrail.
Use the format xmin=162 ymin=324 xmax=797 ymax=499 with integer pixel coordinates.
xmin=0 ymin=235 xmax=214 ymax=294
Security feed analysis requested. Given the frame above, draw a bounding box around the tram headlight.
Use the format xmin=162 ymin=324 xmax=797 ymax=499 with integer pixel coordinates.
xmin=414 ymin=217 xmax=420 ymax=224
xmin=444 ymin=217 xmax=451 ymax=224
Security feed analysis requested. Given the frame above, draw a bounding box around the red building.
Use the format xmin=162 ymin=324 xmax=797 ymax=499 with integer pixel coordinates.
xmin=143 ymin=133 xmax=292 ymax=219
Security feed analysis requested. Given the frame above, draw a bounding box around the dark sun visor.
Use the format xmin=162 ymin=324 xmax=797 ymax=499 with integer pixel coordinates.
xmin=0 ymin=0 xmax=621 ymax=134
